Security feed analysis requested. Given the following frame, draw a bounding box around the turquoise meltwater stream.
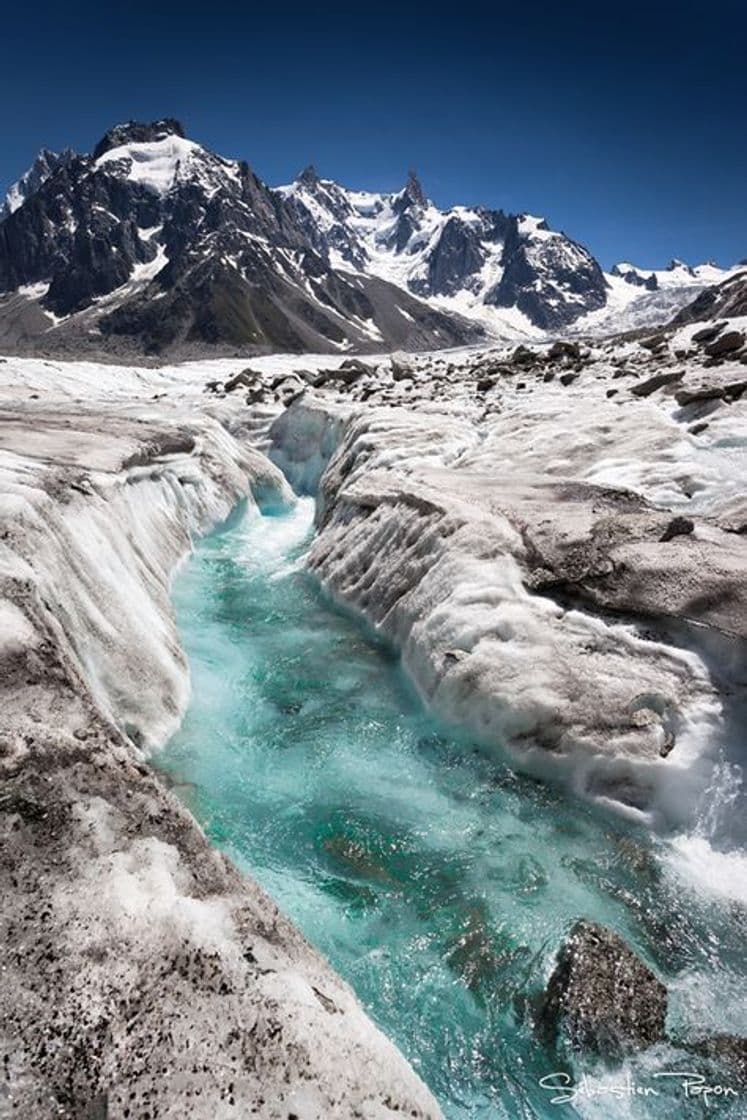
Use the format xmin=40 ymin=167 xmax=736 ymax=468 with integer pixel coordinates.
xmin=157 ymin=499 xmax=745 ymax=1119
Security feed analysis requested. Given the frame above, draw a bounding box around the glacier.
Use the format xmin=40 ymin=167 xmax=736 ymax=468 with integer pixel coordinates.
xmin=1 ymin=310 xmax=745 ymax=1115
xmin=0 ymin=362 xmax=442 ymax=1119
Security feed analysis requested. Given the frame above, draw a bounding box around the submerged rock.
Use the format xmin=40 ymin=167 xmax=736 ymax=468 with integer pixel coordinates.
xmin=538 ymin=920 xmax=667 ymax=1058
xmin=685 ymin=1034 xmax=747 ymax=1084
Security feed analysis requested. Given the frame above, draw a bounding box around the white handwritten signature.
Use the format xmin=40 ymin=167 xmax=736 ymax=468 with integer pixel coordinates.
xmin=539 ymin=1071 xmax=739 ymax=1107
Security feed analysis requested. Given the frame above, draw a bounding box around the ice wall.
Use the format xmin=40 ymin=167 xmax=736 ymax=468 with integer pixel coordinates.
xmin=0 ymin=392 xmax=442 ymax=1119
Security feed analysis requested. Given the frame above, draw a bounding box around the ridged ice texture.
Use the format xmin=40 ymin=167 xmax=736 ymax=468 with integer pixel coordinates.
xmin=0 ymin=385 xmax=441 ymax=1119
xmin=270 ymin=398 xmax=728 ymax=829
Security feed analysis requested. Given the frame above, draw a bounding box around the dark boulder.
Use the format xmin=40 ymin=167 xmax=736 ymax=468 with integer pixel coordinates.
xmin=705 ymin=330 xmax=744 ymax=358
xmin=224 ymin=367 xmax=262 ymax=392
xmin=336 ymin=358 xmax=372 ymax=384
xmin=660 ymin=516 xmax=694 ymax=542
xmin=630 ymin=370 xmax=684 ymax=397
xmin=547 ymin=340 xmax=582 ymax=363
xmin=538 ymin=920 xmax=667 ymax=1058
xmin=511 ymin=344 xmax=537 ymax=365
xmin=675 ymin=378 xmax=747 ymax=406
xmin=691 ymin=323 xmax=725 ymax=345
xmin=639 ymin=333 xmax=667 ymax=352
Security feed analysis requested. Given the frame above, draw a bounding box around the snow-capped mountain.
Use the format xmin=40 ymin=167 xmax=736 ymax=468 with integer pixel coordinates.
xmin=0 ymin=118 xmax=739 ymax=356
xmin=279 ymin=167 xmax=608 ymax=334
xmin=0 ymin=120 xmax=480 ymax=355
xmin=565 ymin=258 xmax=742 ymax=336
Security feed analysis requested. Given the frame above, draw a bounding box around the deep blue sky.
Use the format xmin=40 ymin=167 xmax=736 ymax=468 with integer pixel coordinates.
xmin=2 ymin=0 xmax=745 ymax=268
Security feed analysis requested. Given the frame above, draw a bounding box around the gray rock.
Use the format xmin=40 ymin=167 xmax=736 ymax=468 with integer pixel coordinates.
xmin=538 ymin=920 xmax=667 ymax=1057
xmin=675 ymin=378 xmax=747 ymax=406
xmin=685 ymin=1034 xmax=747 ymax=1084
xmin=705 ymin=330 xmax=745 ymax=358
xmin=630 ymin=370 xmax=684 ymax=397
xmin=639 ymin=334 xmax=667 ymax=352
xmin=691 ymin=323 xmax=725 ymax=344
xmin=224 ymin=367 xmax=262 ymax=392
xmin=660 ymin=516 xmax=694 ymax=542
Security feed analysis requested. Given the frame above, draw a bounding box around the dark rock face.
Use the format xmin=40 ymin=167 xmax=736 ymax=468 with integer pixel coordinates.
xmin=487 ymin=222 xmax=608 ymax=330
xmin=630 ymin=371 xmax=684 ymax=397
xmin=611 ymin=263 xmax=658 ymax=291
xmin=394 ymin=170 xmax=427 ymax=212
xmin=420 ymin=216 xmax=486 ymax=297
xmin=91 ymin=118 xmax=186 ymax=159
xmin=691 ymin=322 xmax=725 ymax=344
xmin=539 ymin=921 xmax=667 ymax=1057
xmin=674 ymin=270 xmax=747 ymax=324
xmin=705 ymin=329 xmax=745 ymax=357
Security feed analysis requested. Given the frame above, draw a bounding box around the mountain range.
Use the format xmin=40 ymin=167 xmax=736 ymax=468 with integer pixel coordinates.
xmin=0 ymin=119 xmax=741 ymax=357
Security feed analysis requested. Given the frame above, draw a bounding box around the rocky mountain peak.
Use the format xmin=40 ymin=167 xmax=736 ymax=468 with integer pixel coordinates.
xmin=1 ymin=146 xmax=75 ymax=220
xmin=666 ymin=258 xmax=695 ymax=276
xmin=92 ymin=118 xmax=186 ymax=160
xmin=393 ymin=169 xmax=427 ymax=213
xmin=298 ymin=164 xmax=320 ymax=187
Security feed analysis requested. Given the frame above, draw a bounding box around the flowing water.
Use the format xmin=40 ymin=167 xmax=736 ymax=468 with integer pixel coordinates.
xmin=157 ymin=499 xmax=745 ymax=1119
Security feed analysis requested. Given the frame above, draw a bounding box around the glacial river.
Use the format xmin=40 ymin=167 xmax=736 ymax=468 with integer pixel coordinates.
xmin=157 ymin=498 xmax=744 ymax=1119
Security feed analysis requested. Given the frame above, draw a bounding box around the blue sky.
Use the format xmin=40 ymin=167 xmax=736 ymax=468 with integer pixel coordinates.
xmin=2 ymin=0 xmax=745 ymax=269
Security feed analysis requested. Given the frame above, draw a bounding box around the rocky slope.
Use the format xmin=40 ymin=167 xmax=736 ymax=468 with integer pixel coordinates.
xmin=673 ymin=267 xmax=747 ymax=324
